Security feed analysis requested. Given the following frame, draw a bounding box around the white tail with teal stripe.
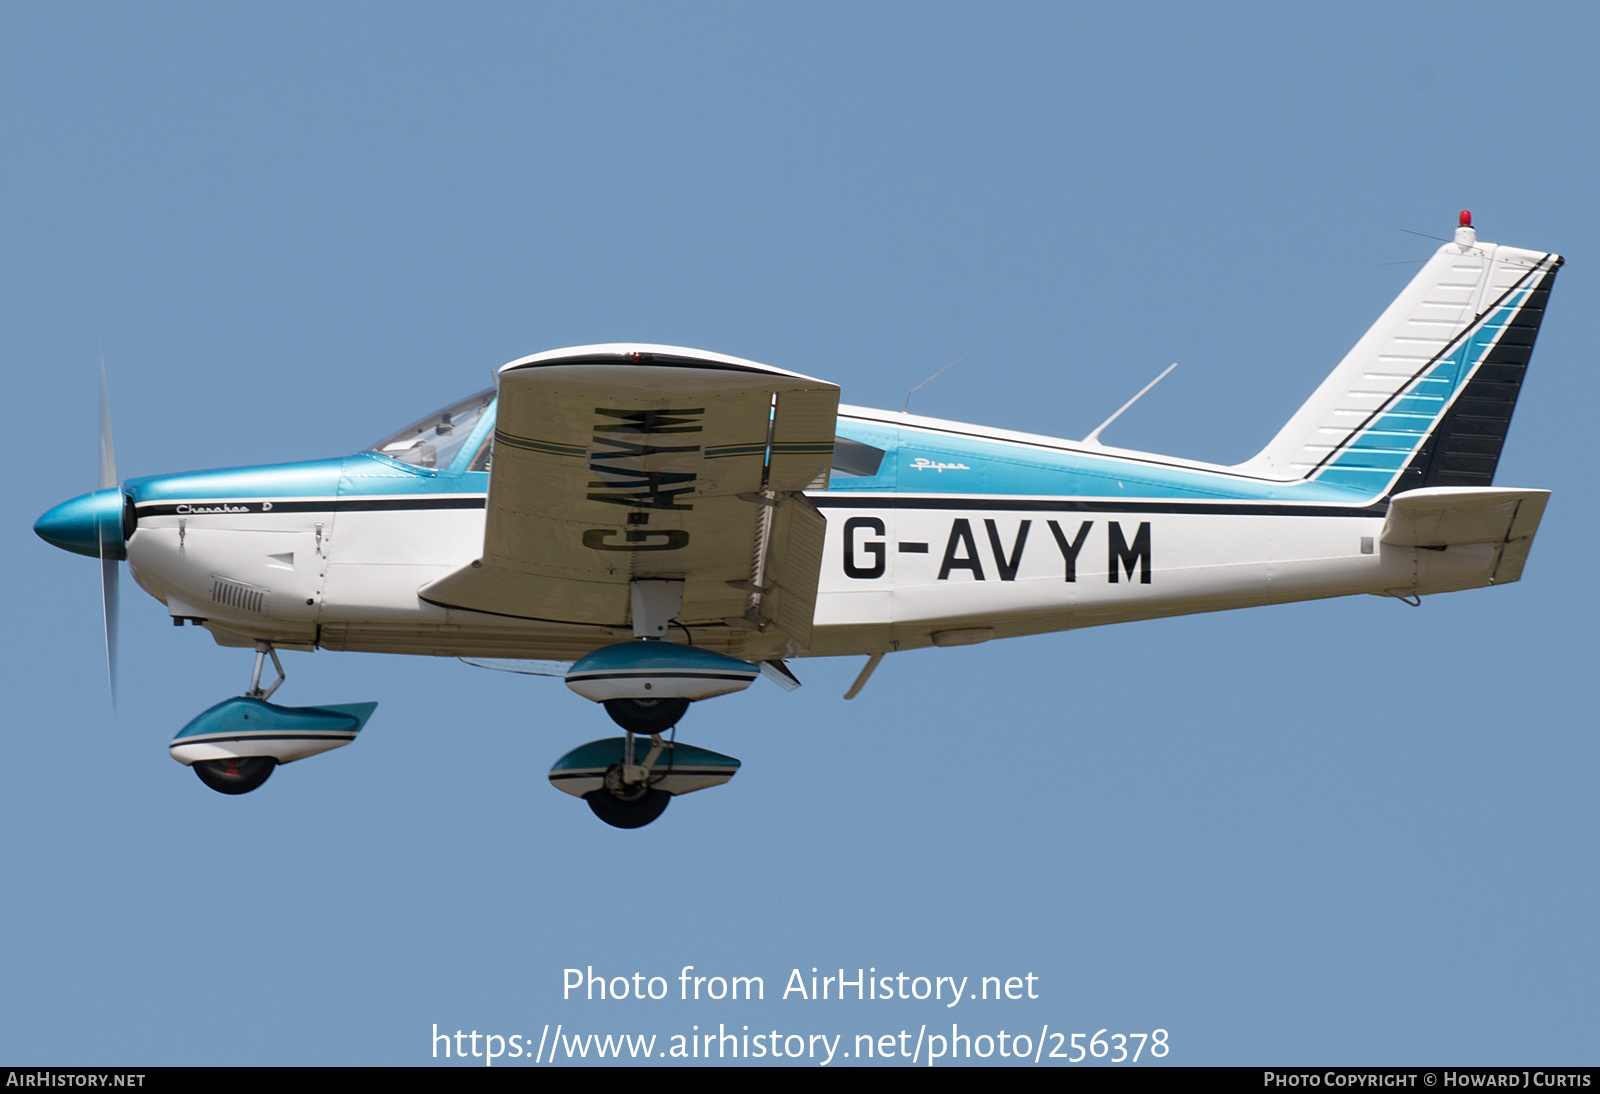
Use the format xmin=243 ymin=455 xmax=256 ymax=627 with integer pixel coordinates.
xmin=1240 ymin=214 xmax=1560 ymax=497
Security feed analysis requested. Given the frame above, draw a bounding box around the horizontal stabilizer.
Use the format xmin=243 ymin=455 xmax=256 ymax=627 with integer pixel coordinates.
xmin=1381 ymin=487 xmax=1549 ymax=592
xmin=1381 ymin=487 xmax=1548 ymax=547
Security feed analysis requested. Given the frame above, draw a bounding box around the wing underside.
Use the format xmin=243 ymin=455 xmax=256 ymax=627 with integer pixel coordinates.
xmin=420 ymin=348 xmax=838 ymax=648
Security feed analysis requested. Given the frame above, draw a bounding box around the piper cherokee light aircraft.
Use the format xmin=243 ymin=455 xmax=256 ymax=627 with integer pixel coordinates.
xmin=35 ymin=213 xmax=1560 ymax=827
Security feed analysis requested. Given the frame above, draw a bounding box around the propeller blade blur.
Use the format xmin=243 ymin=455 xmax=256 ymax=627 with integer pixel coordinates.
xmin=98 ymin=352 xmax=120 ymax=708
xmin=100 ymin=536 xmax=119 ymax=709
xmin=98 ymin=353 xmax=116 ymax=492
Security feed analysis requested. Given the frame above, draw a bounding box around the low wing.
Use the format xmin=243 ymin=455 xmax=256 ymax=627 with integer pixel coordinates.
xmin=1381 ymin=486 xmax=1550 ymax=585
xmin=421 ymin=345 xmax=838 ymax=646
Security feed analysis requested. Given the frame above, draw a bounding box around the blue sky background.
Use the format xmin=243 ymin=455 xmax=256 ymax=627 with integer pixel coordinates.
xmin=3 ymin=2 xmax=1597 ymax=1066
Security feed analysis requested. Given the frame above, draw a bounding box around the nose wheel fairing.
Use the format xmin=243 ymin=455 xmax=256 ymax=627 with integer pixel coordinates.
xmin=168 ymin=696 xmax=377 ymax=766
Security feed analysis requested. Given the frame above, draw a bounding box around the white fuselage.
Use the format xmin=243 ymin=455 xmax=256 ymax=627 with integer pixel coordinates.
xmin=126 ymin=486 xmax=1472 ymax=664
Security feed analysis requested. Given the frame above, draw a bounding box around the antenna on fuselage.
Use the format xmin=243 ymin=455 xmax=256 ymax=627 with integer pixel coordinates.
xmin=1083 ymin=362 xmax=1178 ymax=446
xmin=903 ymin=341 xmax=987 ymax=414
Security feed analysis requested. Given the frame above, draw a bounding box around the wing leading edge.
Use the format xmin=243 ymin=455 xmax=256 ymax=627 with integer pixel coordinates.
xmin=420 ymin=345 xmax=839 ymax=647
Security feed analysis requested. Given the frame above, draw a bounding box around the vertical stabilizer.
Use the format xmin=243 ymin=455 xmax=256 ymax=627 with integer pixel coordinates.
xmin=1237 ymin=216 xmax=1560 ymax=496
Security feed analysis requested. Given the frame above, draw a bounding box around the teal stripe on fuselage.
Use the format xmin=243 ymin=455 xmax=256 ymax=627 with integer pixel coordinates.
xmin=827 ymin=420 xmax=1372 ymax=504
xmin=126 ymin=454 xmax=489 ymax=505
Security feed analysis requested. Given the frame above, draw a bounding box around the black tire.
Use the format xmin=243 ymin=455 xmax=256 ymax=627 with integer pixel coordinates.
xmin=603 ymin=697 xmax=689 ymax=734
xmin=584 ymin=787 xmax=671 ymax=829
xmin=192 ymin=756 xmax=277 ymax=795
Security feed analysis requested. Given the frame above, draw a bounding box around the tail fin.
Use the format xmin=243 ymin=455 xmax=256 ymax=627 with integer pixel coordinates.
xmin=1238 ymin=220 xmax=1561 ymax=496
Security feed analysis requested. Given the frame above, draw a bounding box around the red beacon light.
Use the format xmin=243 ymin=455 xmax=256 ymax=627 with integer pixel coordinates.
xmin=1460 ymin=210 xmax=1473 ymax=227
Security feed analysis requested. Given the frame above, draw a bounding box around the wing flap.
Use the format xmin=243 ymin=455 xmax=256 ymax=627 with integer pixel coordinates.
xmin=758 ymin=494 xmax=828 ymax=648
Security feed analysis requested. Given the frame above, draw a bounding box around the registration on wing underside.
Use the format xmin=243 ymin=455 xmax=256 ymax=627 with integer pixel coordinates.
xmin=586 ymin=407 xmax=707 ymax=512
xmin=420 ymin=356 xmax=839 ymax=639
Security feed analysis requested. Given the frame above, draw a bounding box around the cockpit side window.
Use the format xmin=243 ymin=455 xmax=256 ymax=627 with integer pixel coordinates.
xmin=368 ymin=388 xmax=495 ymax=470
xmin=831 ymin=437 xmax=886 ymax=478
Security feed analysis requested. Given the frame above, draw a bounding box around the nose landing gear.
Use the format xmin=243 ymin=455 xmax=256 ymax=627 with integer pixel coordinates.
xmin=169 ymin=642 xmax=378 ymax=795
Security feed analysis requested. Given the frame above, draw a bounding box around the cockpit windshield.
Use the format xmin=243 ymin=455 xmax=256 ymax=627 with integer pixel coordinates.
xmin=368 ymin=388 xmax=494 ymax=470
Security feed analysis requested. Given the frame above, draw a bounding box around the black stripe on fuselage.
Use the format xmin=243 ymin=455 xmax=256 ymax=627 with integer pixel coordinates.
xmin=549 ymin=770 xmax=732 ymax=780
xmin=810 ymin=495 xmax=1389 ymax=517
xmin=172 ymin=733 xmax=358 ymax=744
xmin=135 ymin=496 xmax=487 ymax=516
xmin=567 ymin=671 xmax=759 ymax=682
xmin=140 ymin=494 xmax=1388 ymax=519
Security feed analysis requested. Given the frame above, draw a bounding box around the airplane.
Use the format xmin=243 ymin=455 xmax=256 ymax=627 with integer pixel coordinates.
xmin=34 ymin=212 xmax=1561 ymax=828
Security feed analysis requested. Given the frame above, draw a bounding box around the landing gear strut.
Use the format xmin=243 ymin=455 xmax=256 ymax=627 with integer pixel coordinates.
xmin=245 ymin=641 xmax=285 ymax=700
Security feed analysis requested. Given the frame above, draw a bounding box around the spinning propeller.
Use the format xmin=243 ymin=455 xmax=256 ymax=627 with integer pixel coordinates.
xmin=96 ymin=356 xmax=123 ymax=707
xmin=32 ymin=359 xmax=136 ymax=707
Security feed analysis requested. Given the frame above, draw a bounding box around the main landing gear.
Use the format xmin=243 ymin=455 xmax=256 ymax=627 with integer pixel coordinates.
xmin=168 ymin=642 xmax=378 ymax=796
xmin=550 ymin=718 xmax=744 ymax=831
xmin=583 ymin=729 xmax=676 ymax=829
xmin=551 ymin=619 xmax=754 ymax=829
